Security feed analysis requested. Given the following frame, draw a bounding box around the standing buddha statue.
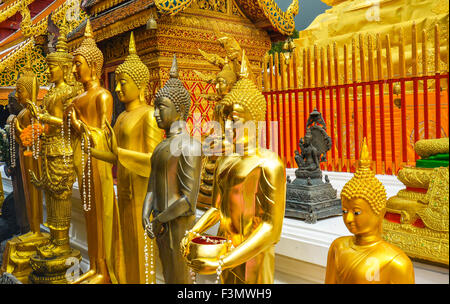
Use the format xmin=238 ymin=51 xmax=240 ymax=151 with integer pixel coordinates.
xmin=325 ymin=138 xmax=415 ymax=284
xmin=88 ymin=32 xmax=163 ymax=284
xmin=182 ymin=53 xmax=286 ymax=284
xmin=141 ymin=55 xmax=202 ymax=284
xmin=0 ymin=58 xmax=48 ymax=283
xmin=68 ymin=19 xmax=125 ymax=284
xmin=25 ymin=19 xmax=83 ymax=284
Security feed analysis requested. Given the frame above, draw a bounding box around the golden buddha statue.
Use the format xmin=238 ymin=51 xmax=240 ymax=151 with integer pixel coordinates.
xmin=325 ymin=138 xmax=415 ymax=284
xmin=0 ymin=57 xmax=48 ymax=283
xmin=141 ymin=55 xmax=202 ymax=284
xmin=68 ymin=19 xmax=125 ymax=284
xmin=24 ymin=19 xmax=83 ymax=284
xmin=88 ymin=32 xmax=163 ymax=284
xmin=383 ymin=137 xmax=449 ymax=265
xmin=182 ymin=54 xmax=286 ymax=284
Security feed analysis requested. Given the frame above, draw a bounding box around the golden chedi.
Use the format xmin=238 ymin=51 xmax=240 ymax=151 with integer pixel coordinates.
xmin=88 ymin=32 xmax=163 ymax=284
xmin=182 ymin=53 xmax=286 ymax=284
xmin=1 ymin=58 xmax=48 ymax=283
xmin=295 ymin=0 xmax=449 ymax=77
xmin=383 ymin=137 xmax=449 ymax=265
xmin=68 ymin=19 xmax=125 ymax=284
xmin=142 ymin=55 xmax=202 ymax=284
xmin=24 ymin=19 xmax=83 ymax=284
xmin=325 ymin=138 xmax=415 ymax=284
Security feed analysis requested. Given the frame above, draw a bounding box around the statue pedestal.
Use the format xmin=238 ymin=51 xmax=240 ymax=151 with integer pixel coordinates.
xmin=285 ymin=175 xmax=342 ymax=224
xmin=29 ymin=249 xmax=82 ymax=284
xmin=0 ymin=233 xmax=49 ymax=284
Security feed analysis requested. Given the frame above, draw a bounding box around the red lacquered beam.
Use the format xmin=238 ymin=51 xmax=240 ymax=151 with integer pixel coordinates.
xmin=388 ymin=81 xmax=396 ymax=174
xmin=369 ymin=82 xmax=377 ymax=163
xmin=293 ymin=50 xmax=300 ymax=151
xmin=413 ymin=78 xmax=419 ymax=159
xmin=329 ymin=86 xmax=336 ymax=171
xmin=435 ymin=74 xmax=441 ymax=138
xmin=423 ymin=79 xmax=429 ymax=139
xmin=400 ymin=79 xmax=408 ymax=163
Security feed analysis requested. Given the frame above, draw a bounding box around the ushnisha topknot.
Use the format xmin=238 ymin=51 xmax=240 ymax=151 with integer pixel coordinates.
xmin=221 ymin=50 xmax=266 ymax=122
xmin=115 ymin=32 xmax=150 ymax=90
xmin=155 ymin=54 xmax=191 ymax=121
xmin=340 ymin=138 xmax=387 ymax=215
xmin=72 ymin=19 xmax=103 ymax=79
xmin=16 ymin=53 xmax=39 ymax=100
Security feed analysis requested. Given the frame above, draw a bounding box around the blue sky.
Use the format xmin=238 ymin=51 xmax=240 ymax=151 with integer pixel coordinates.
xmin=275 ymin=0 xmax=330 ymax=30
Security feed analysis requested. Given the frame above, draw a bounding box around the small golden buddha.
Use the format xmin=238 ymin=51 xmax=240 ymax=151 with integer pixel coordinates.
xmin=141 ymin=55 xmax=202 ymax=284
xmin=68 ymin=19 xmax=125 ymax=284
xmin=0 ymin=58 xmax=48 ymax=283
xmin=325 ymin=138 xmax=415 ymax=284
xmin=11 ymin=59 xmax=43 ymax=241
xmin=88 ymin=32 xmax=163 ymax=284
xmin=182 ymin=53 xmax=286 ymax=284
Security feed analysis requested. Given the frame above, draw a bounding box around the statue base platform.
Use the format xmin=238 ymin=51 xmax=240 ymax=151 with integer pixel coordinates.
xmin=383 ymin=219 xmax=449 ymax=266
xmin=29 ymin=249 xmax=82 ymax=284
xmin=285 ymin=177 xmax=342 ymax=224
xmin=0 ymin=233 xmax=49 ymax=284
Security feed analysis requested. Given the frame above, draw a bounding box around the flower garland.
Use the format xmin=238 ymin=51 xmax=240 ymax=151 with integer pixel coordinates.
xmin=20 ymin=122 xmax=44 ymax=157
xmin=9 ymin=118 xmax=16 ymax=168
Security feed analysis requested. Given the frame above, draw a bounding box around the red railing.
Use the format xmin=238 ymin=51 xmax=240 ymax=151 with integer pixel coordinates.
xmin=262 ymin=24 xmax=449 ymax=175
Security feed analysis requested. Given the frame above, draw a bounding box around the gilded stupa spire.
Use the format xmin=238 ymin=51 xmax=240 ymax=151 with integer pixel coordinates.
xmin=341 ymin=138 xmax=387 ymax=215
xmin=115 ymin=32 xmax=149 ymax=89
xmin=170 ymin=54 xmax=179 ymax=79
xmin=47 ymin=15 xmax=72 ymax=63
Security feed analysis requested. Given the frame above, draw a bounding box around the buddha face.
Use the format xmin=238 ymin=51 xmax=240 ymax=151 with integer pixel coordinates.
xmin=47 ymin=62 xmax=64 ymax=84
xmin=15 ymin=83 xmax=30 ymax=105
xmin=228 ymin=103 xmax=254 ymax=146
xmin=154 ymin=96 xmax=181 ymax=131
xmin=215 ymin=77 xmax=231 ymax=97
xmin=115 ymin=73 xmax=140 ymax=103
xmin=72 ymin=54 xmax=94 ymax=84
xmin=342 ymin=197 xmax=381 ymax=236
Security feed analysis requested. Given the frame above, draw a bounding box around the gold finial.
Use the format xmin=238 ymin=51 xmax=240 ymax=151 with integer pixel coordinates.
xmin=84 ymin=19 xmax=93 ymax=39
xmin=170 ymin=54 xmax=179 ymax=79
xmin=129 ymin=31 xmax=137 ymax=55
xmin=359 ymin=137 xmax=371 ymax=168
xmin=239 ymin=49 xmax=249 ymax=79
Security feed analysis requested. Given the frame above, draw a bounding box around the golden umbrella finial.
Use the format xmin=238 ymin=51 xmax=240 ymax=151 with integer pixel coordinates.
xmin=129 ymin=31 xmax=137 ymax=55
xmin=84 ymin=19 xmax=93 ymax=39
xmin=239 ymin=49 xmax=249 ymax=79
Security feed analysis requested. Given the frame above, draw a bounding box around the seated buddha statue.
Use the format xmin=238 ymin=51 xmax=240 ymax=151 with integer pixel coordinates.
xmin=182 ymin=54 xmax=286 ymax=284
xmin=383 ymin=137 xmax=449 ymax=265
xmin=325 ymin=138 xmax=415 ymax=284
xmin=88 ymin=32 xmax=163 ymax=284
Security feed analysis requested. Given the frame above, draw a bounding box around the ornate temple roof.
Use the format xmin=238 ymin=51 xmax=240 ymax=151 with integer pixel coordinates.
xmin=72 ymin=0 xmax=298 ymax=44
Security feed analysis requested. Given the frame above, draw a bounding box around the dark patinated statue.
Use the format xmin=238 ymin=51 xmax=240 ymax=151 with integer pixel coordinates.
xmin=285 ymin=109 xmax=341 ymax=224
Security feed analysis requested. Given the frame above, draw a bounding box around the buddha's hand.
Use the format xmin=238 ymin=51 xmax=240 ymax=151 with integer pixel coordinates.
xmin=25 ymin=100 xmax=39 ymax=119
xmin=80 ymin=121 xmax=94 ymax=149
xmin=180 ymin=231 xmax=195 ymax=257
xmin=187 ymin=258 xmax=219 ymax=275
xmin=105 ymin=120 xmax=118 ymax=156
xmin=151 ymin=217 xmax=166 ymax=238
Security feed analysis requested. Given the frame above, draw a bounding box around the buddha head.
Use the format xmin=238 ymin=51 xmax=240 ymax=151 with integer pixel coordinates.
xmin=340 ymin=138 xmax=387 ymax=236
xmin=154 ymin=55 xmax=191 ymax=131
xmin=221 ymin=50 xmax=266 ymax=150
xmin=72 ymin=19 xmax=103 ymax=84
xmin=303 ymin=129 xmax=312 ymax=146
xmin=115 ymin=32 xmax=150 ymax=104
xmin=46 ymin=18 xmax=73 ymax=86
xmin=214 ymin=57 xmax=237 ymax=98
xmin=15 ymin=56 xmax=38 ymax=105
